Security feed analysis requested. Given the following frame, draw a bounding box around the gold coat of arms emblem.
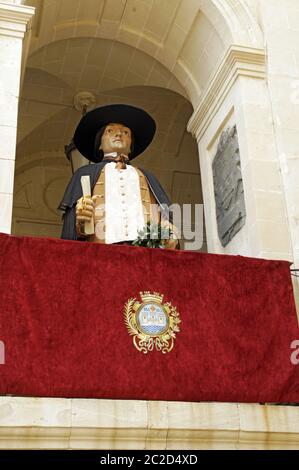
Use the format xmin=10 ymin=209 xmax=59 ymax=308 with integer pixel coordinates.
xmin=124 ymin=292 xmax=181 ymax=354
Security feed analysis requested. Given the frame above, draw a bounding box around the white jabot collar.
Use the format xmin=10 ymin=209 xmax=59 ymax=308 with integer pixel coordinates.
xmin=104 ymin=152 xmax=118 ymax=158
xmin=103 ymin=152 xmax=129 ymax=158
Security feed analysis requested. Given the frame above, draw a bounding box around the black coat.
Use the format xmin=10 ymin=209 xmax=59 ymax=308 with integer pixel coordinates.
xmin=58 ymin=161 xmax=172 ymax=240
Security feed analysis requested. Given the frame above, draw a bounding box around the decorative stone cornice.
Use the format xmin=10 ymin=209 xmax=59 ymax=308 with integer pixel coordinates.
xmin=187 ymin=45 xmax=266 ymax=140
xmin=0 ymin=1 xmax=35 ymax=38
xmin=0 ymin=398 xmax=299 ymax=449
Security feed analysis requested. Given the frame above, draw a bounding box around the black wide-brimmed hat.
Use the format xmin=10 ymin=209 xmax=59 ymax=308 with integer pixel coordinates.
xmin=73 ymin=104 xmax=156 ymax=162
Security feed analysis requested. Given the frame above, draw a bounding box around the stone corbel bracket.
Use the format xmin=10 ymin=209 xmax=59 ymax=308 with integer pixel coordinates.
xmin=188 ymin=45 xmax=266 ymax=141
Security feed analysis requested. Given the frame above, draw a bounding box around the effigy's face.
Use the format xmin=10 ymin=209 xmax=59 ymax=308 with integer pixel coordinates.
xmin=100 ymin=123 xmax=132 ymax=155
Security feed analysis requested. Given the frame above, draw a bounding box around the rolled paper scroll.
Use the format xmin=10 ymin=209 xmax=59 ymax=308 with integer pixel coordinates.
xmin=80 ymin=175 xmax=95 ymax=235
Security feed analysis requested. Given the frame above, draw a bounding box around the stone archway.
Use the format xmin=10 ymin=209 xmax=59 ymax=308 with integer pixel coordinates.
xmin=197 ymin=0 xmax=263 ymax=47
xmin=23 ymin=0 xmax=263 ymax=106
xmin=14 ymin=68 xmax=202 ymax=246
xmin=13 ymin=0 xmax=265 ymax=253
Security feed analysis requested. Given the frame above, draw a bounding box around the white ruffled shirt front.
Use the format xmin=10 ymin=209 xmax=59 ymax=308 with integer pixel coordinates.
xmin=104 ymin=160 xmax=145 ymax=244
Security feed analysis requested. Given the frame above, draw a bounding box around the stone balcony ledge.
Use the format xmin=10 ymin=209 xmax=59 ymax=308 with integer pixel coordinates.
xmin=0 ymin=397 xmax=299 ymax=449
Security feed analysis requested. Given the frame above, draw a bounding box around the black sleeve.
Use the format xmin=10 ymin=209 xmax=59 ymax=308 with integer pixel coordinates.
xmin=61 ymin=206 xmax=78 ymax=240
xmin=57 ymin=170 xmax=82 ymax=213
xmin=58 ymin=163 xmax=103 ymax=240
xmin=58 ymin=162 xmax=104 ymax=212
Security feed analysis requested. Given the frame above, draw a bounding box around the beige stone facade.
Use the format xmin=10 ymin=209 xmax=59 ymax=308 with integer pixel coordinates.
xmin=0 ymin=0 xmax=299 ymax=449
xmin=1 ymin=398 xmax=299 ymax=450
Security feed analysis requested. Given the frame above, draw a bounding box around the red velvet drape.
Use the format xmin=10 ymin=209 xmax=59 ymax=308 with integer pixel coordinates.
xmin=0 ymin=232 xmax=298 ymax=402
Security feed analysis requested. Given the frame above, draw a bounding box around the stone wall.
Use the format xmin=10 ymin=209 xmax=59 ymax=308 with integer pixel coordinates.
xmin=0 ymin=397 xmax=299 ymax=450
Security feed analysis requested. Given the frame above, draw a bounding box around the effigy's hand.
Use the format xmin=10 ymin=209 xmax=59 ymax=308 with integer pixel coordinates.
xmin=160 ymin=220 xmax=179 ymax=250
xmin=75 ymin=196 xmax=96 ymax=223
xmin=161 ymin=238 xmax=178 ymax=250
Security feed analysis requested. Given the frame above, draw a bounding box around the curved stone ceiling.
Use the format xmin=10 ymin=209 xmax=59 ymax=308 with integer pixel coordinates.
xmin=24 ymin=0 xmax=263 ymax=105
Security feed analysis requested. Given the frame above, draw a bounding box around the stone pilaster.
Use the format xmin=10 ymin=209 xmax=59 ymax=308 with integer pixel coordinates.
xmin=188 ymin=45 xmax=293 ymax=263
xmin=259 ymin=0 xmax=299 ymax=312
xmin=0 ymin=0 xmax=34 ymax=233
